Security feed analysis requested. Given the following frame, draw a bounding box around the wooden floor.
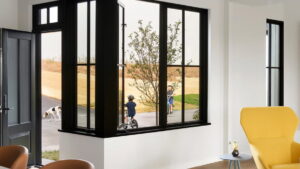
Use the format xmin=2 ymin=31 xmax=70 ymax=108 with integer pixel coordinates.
xmin=191 ymin=159 xmax=257 ymax=169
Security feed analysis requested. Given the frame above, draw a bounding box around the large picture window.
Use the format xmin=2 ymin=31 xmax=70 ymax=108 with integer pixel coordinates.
xmin=117 ymin=0 xmax=208 ymax=131
xmin=60 ymin=0 xmax=208 ymax=137
xmin=266 ymin=19 xmax=284 ymax=106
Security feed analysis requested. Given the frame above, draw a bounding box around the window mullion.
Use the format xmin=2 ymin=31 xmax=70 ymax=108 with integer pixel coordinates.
xmin=87 ymin=0 xmax=91 ymax=129
xmin=47 ymin=7 xmax=50 ymax=24
xmin=159 ymin=4 xmax=168 ymax=127
xmin=199 ymin=9 xmax=208 ymax=123
xmin=181 ymin=9 xmax=185 ymax=123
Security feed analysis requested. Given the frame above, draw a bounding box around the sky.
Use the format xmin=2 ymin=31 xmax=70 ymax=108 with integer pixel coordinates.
xmin=41 ymin=32 xmax=61 ymax=61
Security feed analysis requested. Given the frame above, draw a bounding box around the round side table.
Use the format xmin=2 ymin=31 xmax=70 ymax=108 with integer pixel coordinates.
xmin=220 ymin=154 xmax=252 ymax=169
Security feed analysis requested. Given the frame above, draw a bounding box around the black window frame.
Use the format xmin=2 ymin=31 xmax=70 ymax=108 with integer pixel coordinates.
xmin=33 ymin=1 xmax=62 ymax=32
xmin=56 ymin=0 xmax=210 ymax=138
xmin=32 ymin=1 xmax=63 ymax=165
xmin=116 ymin=2 xmax=208 ymax=133
xmin=75 ymin=0 xmax=96 ymax=131
xmin=266 ymin=19 xmax=284 ymax=107
xmin=118 ymin=3 xmax=126 ymax=125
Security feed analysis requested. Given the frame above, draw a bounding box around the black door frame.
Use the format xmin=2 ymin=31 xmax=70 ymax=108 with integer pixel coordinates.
xmin=32 ymin=1 xmax=62 ymax=165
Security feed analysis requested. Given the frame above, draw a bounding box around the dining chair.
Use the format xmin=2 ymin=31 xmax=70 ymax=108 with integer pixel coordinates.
xmin=41 ymin=160 xmax=95 ymax=169
xmin=0 ymin=145 xmax=28 ymax=169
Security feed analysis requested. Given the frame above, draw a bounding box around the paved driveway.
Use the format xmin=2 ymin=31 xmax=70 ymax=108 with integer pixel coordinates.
xmin=42 ymin=96 xmax=198 ymax=151
xmin=42 ymin=96 xmax=61 ymax=151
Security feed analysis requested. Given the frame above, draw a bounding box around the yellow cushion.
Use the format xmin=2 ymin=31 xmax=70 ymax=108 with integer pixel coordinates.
xmin=253 ymin=138 xmax=292 ymax=166
xmin=241 ymin=107 xmax=299 ymax=141
xmin=272 ymin=163 xmax=300 ymax=169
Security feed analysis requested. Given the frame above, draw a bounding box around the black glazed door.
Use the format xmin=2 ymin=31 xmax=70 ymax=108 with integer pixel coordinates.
xmin=0 ymin=29 xmax=39 ymax=165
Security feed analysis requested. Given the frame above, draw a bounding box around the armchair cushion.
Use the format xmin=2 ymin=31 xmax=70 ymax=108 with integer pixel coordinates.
xmin=253 ymin=138 xmax=292 ymax=167
xmin=272 ymin=163 xmax=300 ymax=169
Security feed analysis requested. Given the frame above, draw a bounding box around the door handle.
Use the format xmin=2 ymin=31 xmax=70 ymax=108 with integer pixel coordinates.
xmin=0 ymin=107 xmax=12 ymax=111
xmin=0 ymin=106 xmax=13 ymax=114
xmin=0 ymin=95 xmax=13 ymax=113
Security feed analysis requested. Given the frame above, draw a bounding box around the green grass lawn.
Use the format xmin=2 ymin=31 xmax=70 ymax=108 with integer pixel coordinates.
xmin=174 ymin=94 xmax=199 ymax=106
xmin=42 ymin=151 xmax=59 ymax=161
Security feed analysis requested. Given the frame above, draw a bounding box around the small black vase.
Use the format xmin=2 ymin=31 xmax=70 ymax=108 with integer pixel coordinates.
xmin=232 ymin=149 xmax=239 ymax=157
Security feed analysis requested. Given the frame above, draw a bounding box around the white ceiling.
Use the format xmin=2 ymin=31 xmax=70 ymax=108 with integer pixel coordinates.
xmin=230 ymin=0 xmax=285 ymax=6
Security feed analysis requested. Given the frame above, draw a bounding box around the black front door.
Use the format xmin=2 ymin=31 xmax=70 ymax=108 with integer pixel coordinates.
xmin=0 ymin=29 xmax=39 ymax=165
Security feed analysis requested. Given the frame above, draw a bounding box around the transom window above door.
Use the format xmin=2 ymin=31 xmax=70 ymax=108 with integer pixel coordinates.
xmin=33 ymin=1 xmax=61 ymax=32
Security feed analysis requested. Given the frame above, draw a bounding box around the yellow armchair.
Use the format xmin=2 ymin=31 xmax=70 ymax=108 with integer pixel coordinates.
xmin=240 ymin=107 xmax=300 ymax=169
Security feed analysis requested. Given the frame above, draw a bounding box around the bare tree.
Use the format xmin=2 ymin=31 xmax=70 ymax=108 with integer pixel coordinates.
xmin=127 ymin=20 xmax=182 ymax=117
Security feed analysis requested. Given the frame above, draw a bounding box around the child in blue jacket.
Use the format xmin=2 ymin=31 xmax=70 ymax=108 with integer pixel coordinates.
xmin=125 ymin=95 xmax=136 ymax=120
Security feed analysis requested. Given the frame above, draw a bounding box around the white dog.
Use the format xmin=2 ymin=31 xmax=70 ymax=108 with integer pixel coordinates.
xmin=43 ymin=106 xmax=62 ymax=121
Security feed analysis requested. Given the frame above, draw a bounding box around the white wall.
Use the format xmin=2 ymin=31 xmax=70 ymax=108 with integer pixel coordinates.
xmin=60 ymin=126 xmax=224 ymax=169
xmin=104 ymin=127 xmax=221 ymax=169
xmin=60 ymin=133 xmax=105 ymax=169
xmin=284 ymin=0 xmax=300 ymax=119
xmin=0 ymin=0 xmax=18 ymax=29
xmin=228 ymin=1 xmax=288 ymax=153
xmin=0 ymin=0 xmax=57 ymax=31
xmin=18 ymin=0 xmax=58 ymax=31
xmin=283 ymin=0 xmax=300 ymax=145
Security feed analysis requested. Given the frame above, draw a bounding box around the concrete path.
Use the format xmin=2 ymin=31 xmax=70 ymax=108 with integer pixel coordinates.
xmin=41 ymin=96 xmax=199 ymax=151
xmin=42 ymin=96 xmax=61 ymax=152
xmin=134 ymin=109 xmax=198 ymax=128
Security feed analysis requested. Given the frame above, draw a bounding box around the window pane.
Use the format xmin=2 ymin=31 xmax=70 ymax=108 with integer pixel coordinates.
xmin=271 ymin=24 xmax=280 ymax=67
xmin=49 ymin=6 xmax=58 ymax=23
xmin=77 ymin=66 xmax=87 ymax=128
xmin=184 ymin=67 xmax=200 ymax=122
xmin=77 ymin=2 xmax=88 ymax=64
xmin=90 ymin=66 xmax=95 ymax=129
xmin=118 ymin=67 xmax=124 ymax=126
xmin=40 ymin=8 xmax=47 ymax=24
xmin=41 ymin=32 xmax=62 ymax=157
xmin=90 ymin=1 xmax=96 ymax=63
xmin=118 ymin=6 xmax=124 ymax=127
xmin=271 ymin=69 xmax=280 ymax=106
xmin=167 ymin=8 xmax=182 ymax=65
xmin=119 ymin=6 xmax=124 ymax=65
xmin=266 ymin=23 xmax=269 ymax=67
xmin=41 ymin=32 xmax=62 ymax=100
xmin=118 ymin=0 xmax=160 ymax=129
xmin=167 ymin=66 xmax=182 ymax=124
xmin=266 ymin=21 xmax=282 ymax=106
xmin=185 ymin=11 xmax=200 ymax=66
